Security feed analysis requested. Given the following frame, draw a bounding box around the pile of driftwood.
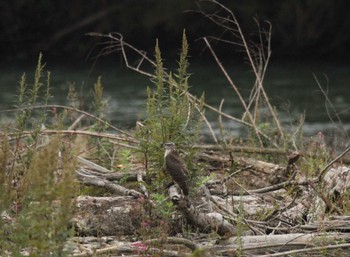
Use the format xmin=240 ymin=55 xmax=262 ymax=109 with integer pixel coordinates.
xmin=72 ymin=144 xmax=350 ymax=257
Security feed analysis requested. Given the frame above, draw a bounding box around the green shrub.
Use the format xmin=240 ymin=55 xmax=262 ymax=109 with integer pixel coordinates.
xmin=136 ymin=31 xmax=204 ymax=198
xmin=137 ymin=31 xmax=203 ymax=170
xmin=0 ymin=55 xmax=77 ymax=256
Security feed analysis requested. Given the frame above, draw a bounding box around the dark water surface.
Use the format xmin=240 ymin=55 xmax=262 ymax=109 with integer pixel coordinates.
xmin=1 ymin=61 xmax=349 ymax=141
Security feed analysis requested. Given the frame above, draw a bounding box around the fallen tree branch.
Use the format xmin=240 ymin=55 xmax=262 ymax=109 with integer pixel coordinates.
xmin=7 ymin=129 xmax=139 ymax=149
xmin=211 ymin=232 xmax=350 ymax=256
xmin=0 ymin=104 xmax=134 ymax=138
xmin=145 ymin=237 xmax=199 ymax=251
xmin=258 ymin=242 xmax=350 ymax=257
xmin=75 ymin=168 xmax=143 ymax=198
xmin=318 ymin=143 xmax=350 ymax=181
xmin=177 ymin=198 xmax=236 ymax=237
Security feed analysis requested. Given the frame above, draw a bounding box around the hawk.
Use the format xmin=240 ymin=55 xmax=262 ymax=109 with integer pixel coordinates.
xmin=163 ymin=142 xmax=189 ymax=195
xmin=287 ymin=151 xmax=302 ymax=167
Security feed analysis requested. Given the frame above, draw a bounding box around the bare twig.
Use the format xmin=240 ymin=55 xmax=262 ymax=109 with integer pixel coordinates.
xmin=314 ymin=73 xmax=349 ymax=139
xmin=217 ymin=99 xmax=226 ymax=144
xmin=208 ymin=0 xmax=284 ymax=140
xmin=194 ymin=103 xmax=218 ymax=143
xmin=242 ymin=180 xmax=309 ymax=195
xmin=194 ymin=144 xmax=285 ymax=155
xmin=7 ymin=129 xmax=139 ymax=146
xmin=318 ymin=144 xmax=350 ymax=181
xmin=39 ymin=5 xmax=120 ymax=51
xmin=68 ymin=114 xmax=86 ymax=130
xmin=77 ymin=156 xmax=112 ymax=173
xmin=203 ymin=37 xmax=263 ymax=147
xmin=87 ymin=32 xmax=278 ymax=147
xmin=307 ymin=179 xmax=342 ymax=215
xmin=0 ymin=104 xmax=134 ymax=138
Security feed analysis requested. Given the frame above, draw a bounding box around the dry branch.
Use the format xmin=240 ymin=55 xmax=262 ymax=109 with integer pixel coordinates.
xmin=0 ymin=104 xmax=134 ymax=138
xmin=212 ymin=233 xmax=350 ymax=256
xmin=87 ymin=32 xmax=278 ymax=147
xmin=206 ymin=0 xmax=284 ymax=140
xmin=177 ymin=198 xmax=236 ymax=237
xmin=203 ymin=37 xmax=263 ymax=147
xmin=76 ymin=168 xmax=143 ymax=198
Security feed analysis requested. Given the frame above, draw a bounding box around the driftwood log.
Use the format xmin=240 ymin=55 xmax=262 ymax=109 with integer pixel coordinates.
xmin=68 ymin=146 xmax=350 ymax=256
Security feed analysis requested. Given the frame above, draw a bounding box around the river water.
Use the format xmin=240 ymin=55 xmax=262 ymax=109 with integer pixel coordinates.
xmin=1 ymin=60 xmax=349 ymax=144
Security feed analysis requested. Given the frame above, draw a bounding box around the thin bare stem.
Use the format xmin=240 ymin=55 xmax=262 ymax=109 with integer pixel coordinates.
xmin=203 ymin=37 xmax=263 ymax=146
xmin=318 ymin=144 xmax=350 ymax=181
xmin=6 ymin=129 xmax=139 ymax=145
xmin=314 ymin=73 xmax=348 ymax=139
xmin=87 ymin=32 xmax=278 ymax=147
xmin=218 ymin=99 xmax=226 ymax=145
xmin=210 ymin=0 xmax=284 ymax=140
xmin=1 ymin=104 xmax=134 ymax=139
xmin=194 ymin=104 xmax=218 ymax=143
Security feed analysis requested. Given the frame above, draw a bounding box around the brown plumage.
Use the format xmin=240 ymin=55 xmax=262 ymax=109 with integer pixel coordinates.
xmin=287 ymin=151 xmax=302 ymax=166
xmin=164 ymin=142 xmax=189 ymax=195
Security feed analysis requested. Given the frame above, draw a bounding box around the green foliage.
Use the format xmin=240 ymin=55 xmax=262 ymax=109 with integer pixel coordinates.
xmin=129 ymin=194 xmax=176 ymax=246
xmin=134 ymin=32 xmax=205 ymax=238
xmin=118 ymin=149 xmax=132 ymax=171
xmin=16 ymin=53 xmax=51 ymax=132
xmin=0 ymin=133 xmax=12 ymax=210
xmin=66 ymin=82 xmax=81 ymax=110
xmin=92 ymin=76 xmax=108 ymax=120
xmin=137 ymin=31 xmax=204 ymax=173
xmin=6 ymin=138 xmax=77 ymax=256
xmin=72 ymin=76 xmax=113 ymax=169
xmin=340 ymin=189 xmax=350 ymax=216
xmin=0 ymin=55 xmax=78 ymax=256
xmin=301 ymin=133 xmax=330 ymax=177
xmin=90 ymin=77 xmax=111 ymax=165
xmin=151 ymin=193 xmax=175 ymax=219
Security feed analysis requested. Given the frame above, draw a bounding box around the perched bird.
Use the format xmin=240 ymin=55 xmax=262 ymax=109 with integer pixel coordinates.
xmin=286 ymin=151 xmax=303 ymax=179
xmin=163 ymin=142 xmax=189 ymax=195
xmin=287 ymin=151 xmax=302 ymax=167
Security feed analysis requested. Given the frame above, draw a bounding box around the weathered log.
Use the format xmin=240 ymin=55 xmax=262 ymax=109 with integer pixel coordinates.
xmin=198 ymin=152 xmax=288 ymax=191
xmin=75 ymin=168 xmax=143 ymax=198
xmin=177 ymin=197 xmax=236 ymax=237
xmin=66 ymin=233 xmax=350 ymax=256
xmin=73 ymin=196 xmax=137 ymax=236
xmin=68 ymin=237 xmax=185 ymax=257
xmin=78 ymin=156 xmax=146 ymax=182
xmin=307 ymin=165 xmax=350 ymax=222
xmin=213 ymin=232 xmax=350 ymax=256
xmin=70 ymin=146 xmax=350 ymax=256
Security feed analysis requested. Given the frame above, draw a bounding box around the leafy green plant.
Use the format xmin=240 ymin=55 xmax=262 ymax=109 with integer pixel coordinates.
xmin=151 ymin=193 xmax=175 ymax=219
xmin=13 ymin=54 xmax=51 ymax=170
xmin=301 ymin=132 xmax=330 ymax=178
xmin=7 ymin=137 xmax=77 ymax=256
xmin=137 ymin=31 xmax=204 ymax=179
xmin=131 ymin=32 xmax=206 ymax=241
xmin=0 ymin=55 xmax=77 ymax=256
